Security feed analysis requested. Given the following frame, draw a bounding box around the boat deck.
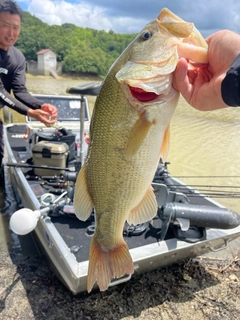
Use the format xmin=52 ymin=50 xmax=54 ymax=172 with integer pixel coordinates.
xmin=6 ymin=124 xmax=220 ymax=263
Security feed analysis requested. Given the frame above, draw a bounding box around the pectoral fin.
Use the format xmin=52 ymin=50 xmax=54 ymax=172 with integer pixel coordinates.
xmin=73 ymin=163 xmax=93 ymax=221
xmin=127 ymin=186 xmax=158 ymax=225
xmin=125 ymin=112 xmax=153 ymax=160
xmin=160 ymin=126 xmax=170 ymax=163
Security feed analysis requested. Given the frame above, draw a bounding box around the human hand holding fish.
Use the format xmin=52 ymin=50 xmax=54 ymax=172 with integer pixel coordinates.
xmin=173 ymin=30 xmax=240 ymax=110
xmin=27 ymin=108 xmax=57 ymax=126
xmin=41 ymin=103 xmax=58 ymax=119
xmin=73 ymin=8 xmax=209 ymax=293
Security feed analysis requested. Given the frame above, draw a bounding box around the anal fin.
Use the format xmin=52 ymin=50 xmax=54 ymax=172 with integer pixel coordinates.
xmin=127 ymin=186 xmax=158 ymax=225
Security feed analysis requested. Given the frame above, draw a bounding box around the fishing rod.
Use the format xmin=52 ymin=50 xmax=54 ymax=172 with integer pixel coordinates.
xmin=178 ymin=190 xmax=240 ymax=196
xmin=154 ymin=178 xmax=240 ymax=198
xmin=153 ymin=181 xmax=240 ymax=199
xmin=165 ymin=185 xmax=240 ymax=194
xmin=5 ymin=162 xmax=75 ymax=172
xmin=174 ymin=175 xmax=240 ymax=178
xmin=163 ymin=184 xmax=240 ymax=199
xmin=179 ymin=192 xmax=240 ymax=198
xmin=173 ymin=184 xmax=240 ymax=188
xmin=165 ymin=184 xmax=240 ymax=189
xmin=168 ymin=189 xmax=240 ymax=199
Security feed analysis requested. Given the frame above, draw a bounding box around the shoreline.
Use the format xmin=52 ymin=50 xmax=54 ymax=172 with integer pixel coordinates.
xmin=25 ymin=72 xmax=102 ymax=82
xmin=1 ymin=248 xmax=240 ymax=320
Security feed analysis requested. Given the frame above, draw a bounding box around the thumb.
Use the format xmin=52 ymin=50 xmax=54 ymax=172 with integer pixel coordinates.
xmin=40 ymin=109 xmax=52 ymax=116
xmin=172 ymin=58 xmax=189 ymax=92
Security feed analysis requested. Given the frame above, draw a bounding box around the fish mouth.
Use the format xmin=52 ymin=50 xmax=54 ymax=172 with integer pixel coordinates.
xmin=128 ymin=86 xmax=159 ymax=102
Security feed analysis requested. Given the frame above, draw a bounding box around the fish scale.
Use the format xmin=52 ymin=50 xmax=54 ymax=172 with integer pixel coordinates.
xmin=73 ymin=7 xmax=208 ymax=292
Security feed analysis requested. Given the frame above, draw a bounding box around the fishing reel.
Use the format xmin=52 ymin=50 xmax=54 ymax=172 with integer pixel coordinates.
xmin=39 ymin=170 xmax=77 ymax=199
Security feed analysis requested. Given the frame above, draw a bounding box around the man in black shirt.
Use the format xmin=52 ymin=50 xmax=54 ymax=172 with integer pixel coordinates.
xmin=0 ymin=0 xmax=58 ymax=166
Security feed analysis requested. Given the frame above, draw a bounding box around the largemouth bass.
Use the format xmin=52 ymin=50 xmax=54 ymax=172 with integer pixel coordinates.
xmin=74 ymin=8 xmax=208 ymax=292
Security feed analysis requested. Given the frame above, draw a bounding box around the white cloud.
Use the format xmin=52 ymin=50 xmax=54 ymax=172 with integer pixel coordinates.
xmin=26 ymin=0 xmax=114 ymax=31
xmin=20 ymin=0 xmax=167 ymax=33
xmin=17 ymin=0 xmax=240 ymax=35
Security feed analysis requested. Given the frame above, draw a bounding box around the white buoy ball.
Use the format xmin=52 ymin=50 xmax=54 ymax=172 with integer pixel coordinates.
xmin=10 ymin=208 xmax=41 ymax=235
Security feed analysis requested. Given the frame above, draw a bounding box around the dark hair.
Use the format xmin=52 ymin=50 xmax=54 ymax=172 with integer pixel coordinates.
xmin=0 ymin=0 xmax=23 ymax=20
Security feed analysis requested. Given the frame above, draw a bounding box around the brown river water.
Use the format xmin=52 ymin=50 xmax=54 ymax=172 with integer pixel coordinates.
xmin=1 ymin=75 xmax=240 ymax=254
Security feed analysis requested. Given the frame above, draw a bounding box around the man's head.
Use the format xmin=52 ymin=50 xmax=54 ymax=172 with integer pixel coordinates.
xmin=0 ymin=0 xmax=23 ymax=51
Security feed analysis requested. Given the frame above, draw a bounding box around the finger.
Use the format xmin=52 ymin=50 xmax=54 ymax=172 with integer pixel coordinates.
xmin=173 ymin=58 xmax=194 ymax=102
xmin=42 ymin=104 xmax=57 ymax=114
xmin=40 ymin=110 xmax=53 ymax=117
xmin=172 ymin=58 xmax=189 ymax=91
xmin=41 ymin=104 xmax=53 ymax=113
xmin=39 ymin=113 xmax=56 ymax=124
xmin=42 ymin=119 xmax=57 ymax=126
xmin=51 ymin=112 xmax=58 ymax=118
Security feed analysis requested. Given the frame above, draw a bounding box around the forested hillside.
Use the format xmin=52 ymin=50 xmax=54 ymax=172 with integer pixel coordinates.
xmin=15 ymin=12 xmax=136 ymax=77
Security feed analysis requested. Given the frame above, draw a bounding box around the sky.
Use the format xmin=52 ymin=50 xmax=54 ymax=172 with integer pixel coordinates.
xmin=16 ymin=0 xmax=240 ymax=38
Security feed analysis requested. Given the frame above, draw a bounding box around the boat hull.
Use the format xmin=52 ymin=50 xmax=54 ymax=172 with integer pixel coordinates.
xmin=4 ymin=123 xmax=240 ymax=294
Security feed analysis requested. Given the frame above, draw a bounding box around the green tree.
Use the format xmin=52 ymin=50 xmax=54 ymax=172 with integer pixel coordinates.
xmin=15 ymin=11 xmax=137 ymax=77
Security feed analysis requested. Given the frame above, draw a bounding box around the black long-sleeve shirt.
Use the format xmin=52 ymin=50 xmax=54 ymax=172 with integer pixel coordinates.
xmin=221 ymin=54 xmax=240 ymax=107
xmin=0 ymin=46 xmax=42 ymax=115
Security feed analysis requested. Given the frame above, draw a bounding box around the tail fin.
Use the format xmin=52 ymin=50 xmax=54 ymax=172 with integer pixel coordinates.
xmin=87 ymin=236 xmax=134 ymax=292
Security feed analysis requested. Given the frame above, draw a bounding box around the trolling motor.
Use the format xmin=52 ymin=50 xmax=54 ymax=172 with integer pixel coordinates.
xmin=159 ymin=202 xmax=240 ymax=242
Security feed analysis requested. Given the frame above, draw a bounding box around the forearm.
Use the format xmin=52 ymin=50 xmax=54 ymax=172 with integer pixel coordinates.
xmin=14 ymin=89 xmax=42 ymax=110
xmin=10 ymin=51 xmax=42 ymax=110
xmin=221 ymin=54 xmax=240 ymax=106
xmin=0 ymin=82 xmax=30 ymax=115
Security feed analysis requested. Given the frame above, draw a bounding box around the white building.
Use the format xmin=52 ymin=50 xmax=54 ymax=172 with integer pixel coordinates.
xmin=36 ymin=49 xmax=57 ymax=76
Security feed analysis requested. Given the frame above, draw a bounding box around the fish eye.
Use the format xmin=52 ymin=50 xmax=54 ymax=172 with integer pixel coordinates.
xmin=141 ymin=31 xmax=152 ymax=40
